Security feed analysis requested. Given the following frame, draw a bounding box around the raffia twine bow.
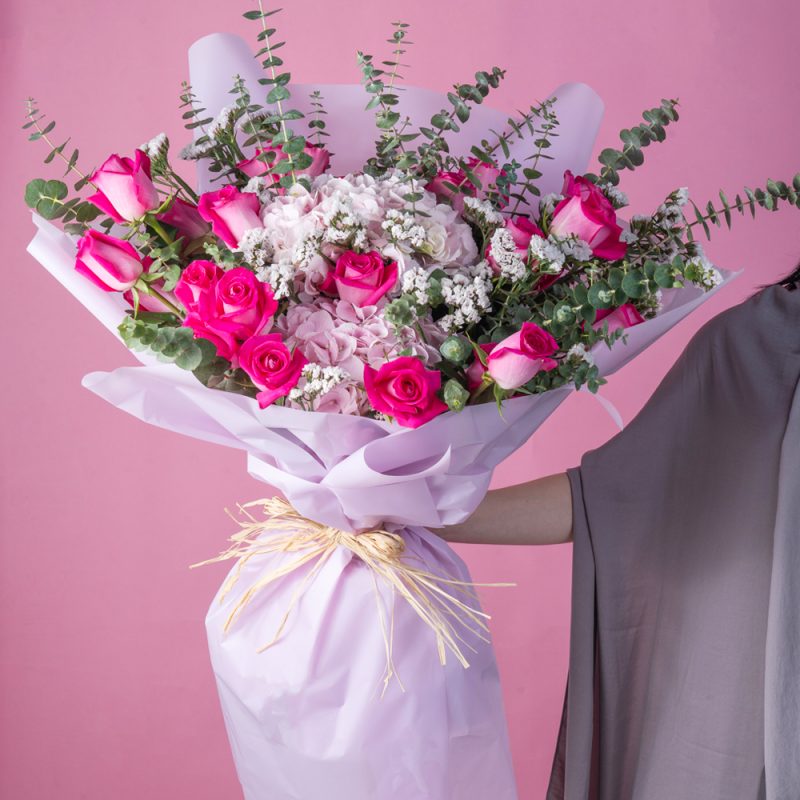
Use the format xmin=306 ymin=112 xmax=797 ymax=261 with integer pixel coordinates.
xmin=192 ymin=497 xmax=512 ymax=689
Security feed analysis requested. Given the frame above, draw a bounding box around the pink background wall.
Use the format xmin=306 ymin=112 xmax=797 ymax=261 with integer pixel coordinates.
xmin=2 ymin=1 xmax=799 ymax=797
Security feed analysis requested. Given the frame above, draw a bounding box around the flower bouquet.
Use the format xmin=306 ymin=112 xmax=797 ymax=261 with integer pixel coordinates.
xmin=24 ymin=8 xmax=800 ymax=799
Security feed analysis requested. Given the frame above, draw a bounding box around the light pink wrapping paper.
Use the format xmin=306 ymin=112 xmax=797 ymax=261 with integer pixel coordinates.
xmin=25 ymin=32 xmax=735 ymax=799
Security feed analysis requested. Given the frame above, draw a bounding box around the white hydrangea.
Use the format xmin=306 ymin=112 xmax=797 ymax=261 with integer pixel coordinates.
xmin=237 ymin=227 xmax=275 ymax=269
xmin=529 ymin=234 xmax=566 ymax=273
xmin=462 ymin=196 xmax=504 ymax=226
xmin=489 ymin=228 xmax=527 ymax=281
xmin=439 ymin=261 xmax=493 ymax=332
xmin=401 ymin=266 xmax=433 ymax=305
xmin=288 ymin=363 xmax=349 ymax=403
xmin=382 ymin=209 xmax=426 ymax=250
xmin=139 ymin=133 xmax=168 ymax=160
xmin=567 ymin=343 xmax=595 ymax=366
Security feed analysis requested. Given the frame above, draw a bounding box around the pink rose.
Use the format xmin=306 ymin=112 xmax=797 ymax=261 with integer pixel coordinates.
xmin=88 ymin=150 xmax=160 ymax=222
xmin=174 ymin=260 xmax=223 ymax=314
xmin=197 ymin=186 xmax=262 ymax=249
xmin=465 ymin=343 xmax=497 ymax=391
xmin=158 ymin=198 xmax=210 ymax=241
xmin=239 ymin=334 xmax=307 ymax=409
xmin=123 ymin=273 xmax=177 ymax=315
xmin=75 ymin=230 xmax=144 ymax=292
xmin=486 ymin=216 xmax=544 ymax=273
xmin=426 ymin=157 xmax=504 ymax=211
xmin=486 ymin=322 xmax=559 ymax=390
xmin=364 ymin=356 xmax=448 ymax=429
xmin=550 ymin=171 xmax=627 ymax=260
xmin=194 ymin=267 xmax=278 ymax=340
xmin=593 ymin=303 xmax=645 ymax=333
xmin=183 ymin=315 xmax=239 ymax=362
xmin=321 ymin=251 xmax=398 ymax=307
xmin=237 ymin=142 xmax=331 ymax=181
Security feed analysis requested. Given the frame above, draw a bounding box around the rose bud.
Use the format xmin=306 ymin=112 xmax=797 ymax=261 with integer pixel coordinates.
xmin=549 ymin=171 xmax=627 ymax=260
xmin=238 ymin=334 xmax=307 ymax=409
xmin=593 ymin=303 xmax=646 ymax=333
xmin=74 ymin=229 xmax=145 ymax=292
xmin=364 ymin=356 xmax=448 ymax=429
xmin=486 ymin=322 xmax=559 ymax=390
xmin=321 ymin=250 xmax=398 ymax=307
xmin=88 ymin=150 xmax=160 ymax=222
xmin=197 ymin=186 xmax=262 ymax=249
xmin=237 ymin=142 xmax=331 ymax=182
xmin=158 ymin=198 xmax=210 ymax=241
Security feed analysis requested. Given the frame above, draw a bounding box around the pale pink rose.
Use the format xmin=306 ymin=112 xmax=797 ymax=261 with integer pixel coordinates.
xmin=174 ymin=260 xmax=223 ymax=314
xmin=593 ymin=303 xmax=645 ymax=332
xmin=88 ymin=150 xmax=160 ymax=222
xmin=237 ymin=142 xmax=331 ymax=181
xmin=321 ymin=250 xmax=398 ymax=307
xmin=364 ymin=356 xmax=448 ymax=428
xmin=550 ymin=171 xmax=627 ymax=260
xmin=75 ymin=230 xmax=144 ymax=292
xmin=197 ymin=186 xmax=262 ymax=249
xmin=424 ymin=203 xmax=479 ymax=265
xmin=158 ymin=198 xmax=210 ymax=241
xmin=239 ymin=334 xmax=307 ymax=409
xmin=486 ymin=322 xmax=559 ymax=389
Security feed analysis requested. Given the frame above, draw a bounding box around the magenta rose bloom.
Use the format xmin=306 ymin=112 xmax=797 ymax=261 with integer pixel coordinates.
xmin=194 ymin=267 xmax=278 ymax=340
xmin=237 ymin=142 xmax=331 ymax=181
xmin=239 ymin=333 xmax=307 ymax=409
xmin=486 ymin=216 xmax=544 ymax=273
xmin=364 ymin=357 xmax=448 ymax=429
xmin=158 ymin=198 xmax=210 ymax=241
xmin=321 ymin=250 xmax=398 ymax=307
xmin=174 ymin=260 xmax=223 ymax=314
xmin=486 ymin=322 xmax=559 ymax=390
xmin=88 ymin=150 xmax=160 ymax=222
xmin=593 ymin=303 xmax=646 ymax=333
xmin=197 ymin=186 xmax=262 ymax=249
xmin=75 ymin=229 xmax=145 ymax=292
xmin=183 ymin=314 xmax=239 ymax=362
xmin=426 ymin=157 xmax=504 ymax=211
xmin=549 ymin=171 xmax=627 ymax=260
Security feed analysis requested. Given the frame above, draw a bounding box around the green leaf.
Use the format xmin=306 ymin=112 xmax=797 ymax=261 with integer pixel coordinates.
xmin=587 ymin=281 xmax=613 ymax=309
xmin=621 ymin=270 xmax=646 ymax=298
xmin=267 ymin=85 xmax=291 ymax=104
xmin=24 ymin=179 xmax=47 ymax=208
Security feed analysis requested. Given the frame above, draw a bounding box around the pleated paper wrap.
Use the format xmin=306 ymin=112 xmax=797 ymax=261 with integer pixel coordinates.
xmin=26 ymin=33 xmax=734 ymax=800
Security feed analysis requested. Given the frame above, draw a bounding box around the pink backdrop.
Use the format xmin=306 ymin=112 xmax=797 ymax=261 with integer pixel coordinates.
xmin=2 ymin=0 xmax=799 ymax=797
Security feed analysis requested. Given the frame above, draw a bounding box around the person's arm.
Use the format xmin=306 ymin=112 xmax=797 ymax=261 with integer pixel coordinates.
xmin=434 ymin=472 xmax=573 ymax=545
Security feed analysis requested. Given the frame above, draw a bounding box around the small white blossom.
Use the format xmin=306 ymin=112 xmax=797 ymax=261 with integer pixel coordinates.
xmin=180 ymin=140 xmax=215 ymax=161
xmin=598 ymin=182 xmax=629 ymax=209
xmin=401 ymin=266 xmax=433 ymax=306
xmin=674 ymin=187 xmax=689 ymax=207
xmin=567 ymin=343 xmax=595 ymax=366
xmin=689 ymin=253 xmax=724 ymax=290
xmin=255 ymin=261 xmax=295 ymax=299
xmin=439 ymin=260 xmax=493 ymax=332
xmin=382 ymin=209 xmax=426 ymax=250
xmin=489 ymin=228 xmax=527 ymax=281
xmin=620 ymin=228 xmax=639 ymax=244
xmin=237 ymin=227 xmax=275 ymax=269
xmin=555 ymin=235 xmax=593 ymax=263
xmin=293 ymin=232 xmax=324 ymax=269
xmin=529 ymin=234 xmax=566 ymax=273
xmin=462 ymin=196 xmax=504 ymax=226
xmin=288 ymin=363 xmax=349 ymax=403
xmin=244 ymin=176 xmax=275 ymax=204
xmin=139 ymin=133 xmax=168 ymax=160
xmin=322 ymin=198 xmax=368 ymax=249
xmin=539 ymin=193 xmax=564 ymax=215
xmin=208 ymin=105 xmax=237 ymax=138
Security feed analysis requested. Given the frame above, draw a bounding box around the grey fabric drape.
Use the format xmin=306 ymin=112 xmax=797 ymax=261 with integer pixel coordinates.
xmin=548 ymin=285 xmax=800 ymax=800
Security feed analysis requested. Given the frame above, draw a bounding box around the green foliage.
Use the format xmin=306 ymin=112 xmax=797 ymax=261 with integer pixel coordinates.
xmin=443 ymin=378 xmax=469 ymax=411
xmin=593 ymin=98 xmax=679 ymax=186
xmin=687 ymin=174 xmax=800 ymax=240
xmin=308 ymin=89 xmax=331 ymax=148
xmin=192 ymin=357 xmax=259 ymax=398
xmin=24 ymin=177 xmax=101 ymax=229
xmin=118 ymin=315 xmax=218 ymax=371
xmin=440 ymin=335 xmax=472 ymax=364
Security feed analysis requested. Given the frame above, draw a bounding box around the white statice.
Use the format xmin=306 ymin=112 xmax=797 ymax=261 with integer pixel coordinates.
xmin=598 ymin=182 xmax=629 ymax=209
xmin=439 ymin=261 xmax=493 ymax=332
xmin=620 ymin=228 xmax=639 ymax=245
xmin=401 ymin=266 xmax=434 ymax=306
xmin=528 ymin=234 xmax=566 ymax=274
xmin=244 ymin=176 xmax=275 ymax=204
xmin=488 ymin=228 xmax=527 ymax=281
xmin=462 ymin=196 xmax=504 ymax=227
xmin=139 ymin=133 xmax=169 ymax=160
xmin=237 ymin=227 xmax=275 ymax=269
xmin=256 ymin=262 xmax=295 ymax=299
xmin=555 ymin=235 xmax=593 ymax=263
xmin=321 ymin=197 xmax=368 ymax=250
xmin=688 ymin=252 xmax=724 ymax=290
xmin=673 ymin=187 xmax=689 ymax=207
xmin=288 ymin=363 xmax=349 ymax=404
xmin=381 ymin=209 xmax=426 ymax=251
xmin=208 ymin=105 xmax=237 ymax=139
xmin=180 ymin=140 xmax=216 ymax=161
xmin=539 ymin=193 xmax=564 ymax=216
xmin=566 ymin=343 xmax=595 ymax=366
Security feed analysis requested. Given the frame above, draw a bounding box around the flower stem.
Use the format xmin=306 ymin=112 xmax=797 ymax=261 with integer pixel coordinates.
xmin=138 ymin=282 xmax=183 ymax=318
xmin=148 ymin=217 xmax=174 ymax=245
